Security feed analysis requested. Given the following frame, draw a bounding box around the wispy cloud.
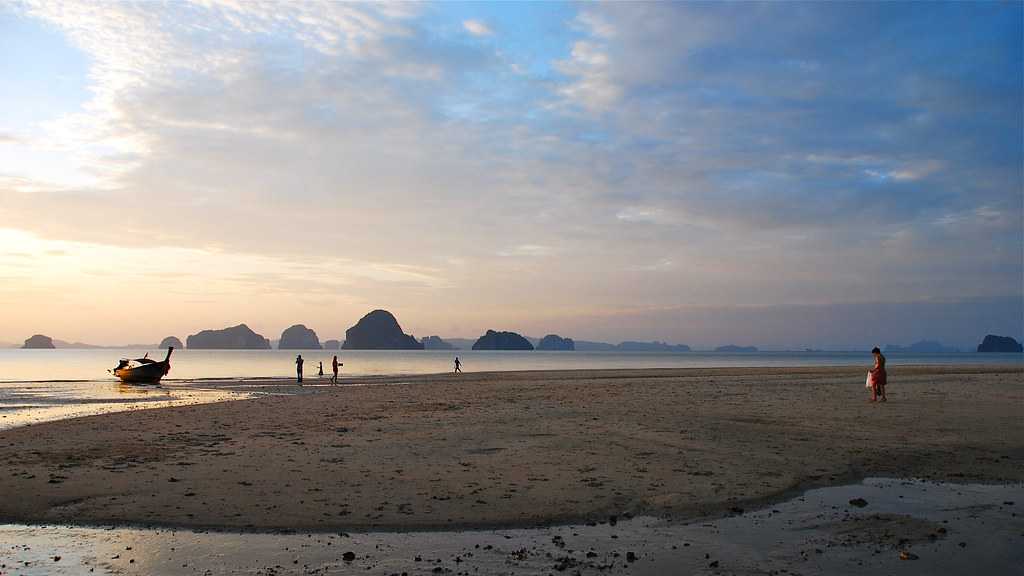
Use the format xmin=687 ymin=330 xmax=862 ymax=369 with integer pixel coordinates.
xmin=554 ymin=40 xmax=620 ymax=113
xmin=497 ymin=244 xmax=553 ymax=258
xmin=616 ymin=206 xmax=667 ymax=224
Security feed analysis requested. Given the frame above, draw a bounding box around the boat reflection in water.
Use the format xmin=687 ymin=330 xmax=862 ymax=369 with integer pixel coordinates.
xmin=111 ymin=347 xmax=173 ymax=384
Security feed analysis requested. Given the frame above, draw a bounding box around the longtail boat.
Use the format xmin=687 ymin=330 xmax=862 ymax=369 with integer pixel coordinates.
xmin=112 ymin=346 xmax=173 ymax=384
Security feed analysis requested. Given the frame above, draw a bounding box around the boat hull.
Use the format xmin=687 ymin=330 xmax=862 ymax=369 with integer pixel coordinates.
xmin=114 ymin=362 xmax=169 ymax=383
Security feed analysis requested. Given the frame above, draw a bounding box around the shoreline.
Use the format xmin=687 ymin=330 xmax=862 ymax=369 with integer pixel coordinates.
xmin=1 ymin=365 xmax=1021 ymax=533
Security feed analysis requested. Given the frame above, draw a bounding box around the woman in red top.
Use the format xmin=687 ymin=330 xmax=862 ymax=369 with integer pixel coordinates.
xmin=869 ymin=347 xmax=887 ymax=402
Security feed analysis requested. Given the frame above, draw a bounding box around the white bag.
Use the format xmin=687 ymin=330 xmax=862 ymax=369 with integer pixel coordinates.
xmin=865 ymin=371 xmax=873 ymax=389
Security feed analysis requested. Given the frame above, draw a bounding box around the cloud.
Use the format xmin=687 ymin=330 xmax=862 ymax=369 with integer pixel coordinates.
xmin=615 ymin=206 xmax=666 ymax=223
xmin=462 ymin=19 xmax=492 ymax=37
xmin=497 ymin=244 xmax=553 ymax=258
xmin=885 ymin=160 xmax=944 ymax=182
xmin=1 ymin=1 xmax=1020 ymax=344
xmin=11 ymin=0 xmax=424 ymax=192
xmin=554 ymin=40 xmax=620 ymax=113
xmin=628 ymin=258 xmax=675 ymax=273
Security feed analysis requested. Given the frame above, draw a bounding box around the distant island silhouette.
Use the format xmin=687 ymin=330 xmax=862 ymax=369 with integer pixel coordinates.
xmin=472 ymin=330 xmax=534 ymax=350
xmin=12 ymin=323 xmax=1020 ymax=355
xmin=278 ymin=324 xmax=322 ymax=350
xmin=186 ymin=324 xmax=271 ymax=349
xmin=977 ymin=334 xmax=1023 ymax=353
xmin=885 ymin=340 xmax=959 ymax=353
xmin=342 ymin=310 xmax=423 ymax=350
xmin=571 ymin=340 xmax=690 ymax=352
xmin=715 ymin=345 xmax=759 ymax=353
xmin=618 ymin=341 xmax=690 ymax=352
xmin=573 ymin=340 xmax=616 ymax=351
xmin=52 ymin=339 xmax=105 ymax=349
xmin=438 ymin=338 xmax=475 ymax=350
xmin=12 ymin=337 xmax=156 ymax=349
xmin=422 ymin=335 xmax=456 ymax=350
xmin=537 ymin=334 xmax=575 ymax=351
xmin=22 ymin=334 xmax=55 ymax=349
xmin=159 ymin=336 xmax=183 ymax=349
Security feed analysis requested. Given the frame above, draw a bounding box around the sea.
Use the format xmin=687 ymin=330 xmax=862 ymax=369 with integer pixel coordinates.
xmin=1 ymin=348 xmax=1020 ymax=430
xmin=4 ymin=348 xmax=1022 ymax=383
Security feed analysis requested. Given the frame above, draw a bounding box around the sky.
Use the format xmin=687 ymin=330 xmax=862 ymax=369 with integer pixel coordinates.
xmin=0 ymin=1 xmax=1021 ymax=350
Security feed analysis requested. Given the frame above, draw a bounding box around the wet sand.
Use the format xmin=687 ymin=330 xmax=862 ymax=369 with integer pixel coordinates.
xmin=0 ymin=380 xmax=259 ymax=432
xmin=4 ymin=479 xmax=1021 ymax=575
xmin=0 ymin=365 xmax=1021 ymax=531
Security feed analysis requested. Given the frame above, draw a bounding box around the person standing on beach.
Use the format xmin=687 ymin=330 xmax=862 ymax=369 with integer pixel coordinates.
xmin=869 ymin=347 xmax=887 ymax=402
xmin=318 ymin=361 xmax=324 ymax=378
xmin=454 ymin=356 xmax=462 ymax=373
xmin=331 ymin=355 xmax=342 ymax=385
xmin=295 ymin=354 xmax=304 ymax=384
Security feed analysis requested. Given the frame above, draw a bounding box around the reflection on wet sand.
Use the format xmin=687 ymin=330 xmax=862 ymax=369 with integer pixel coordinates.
xmin=2 ymin=479 xmax=1021 ymax=576
xmin=115 ymin=382 xmax=162 ymax=395
xmin=0 ymin=380 xmax=257 ymax=431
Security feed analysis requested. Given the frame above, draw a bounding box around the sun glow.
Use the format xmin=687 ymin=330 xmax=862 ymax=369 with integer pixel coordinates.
xmin=0 ymin=228 xmax=446 ymax=345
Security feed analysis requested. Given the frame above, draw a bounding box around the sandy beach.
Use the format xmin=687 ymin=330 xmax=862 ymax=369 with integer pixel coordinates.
xmin=1 ymin=365 xmax=1021 ymax=531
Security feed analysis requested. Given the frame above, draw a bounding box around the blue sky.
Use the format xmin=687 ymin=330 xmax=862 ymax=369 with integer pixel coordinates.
xmin=0 ymin=1 xmax=1021 ymax=348
xmin=0 ymin=14 xmax=88 ymax=128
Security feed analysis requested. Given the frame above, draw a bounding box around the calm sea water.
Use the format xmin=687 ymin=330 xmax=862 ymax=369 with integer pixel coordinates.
xmin=1 ymin=348 xmax=1020 ymax=383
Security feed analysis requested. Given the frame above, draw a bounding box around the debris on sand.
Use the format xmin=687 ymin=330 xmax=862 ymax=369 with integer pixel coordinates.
xmin=899 ymin=550 xmax=919 ymax=560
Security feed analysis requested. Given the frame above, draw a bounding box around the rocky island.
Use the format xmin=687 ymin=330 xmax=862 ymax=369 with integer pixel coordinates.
xmin=322 ymin=339 xmax=341 ymax=350
xmin=537 ymin=334 xmax=575 ymax=351
xmin=341 ymin=310 xmax=423 ymax=350
xmin=186 ymin=324 xmax=272 ymax=349
xmin=472 ymin=330 xmax=534 ymax=350
xmin=21 ymin=334 xmax=55 ymax=349
xmin=159 ymin=336 xmax=183 ymax=349
xmin=977 ymin=334 xmax=1023 ymax=353
xmin=278 ymin=324 xmax=322 ymax=349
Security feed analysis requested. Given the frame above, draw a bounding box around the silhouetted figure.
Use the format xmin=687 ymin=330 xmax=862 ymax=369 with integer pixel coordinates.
xmin=331 ymin=355 xmax=342 ymax=385
xmin=318 ymin=361 xmax=324 ymax=378
xmin=869 ymin=347 xmax=887 ymax=402
xmin=295 ymin=354 xmax=304 ymax=384
xmin=454 ymin=356 xmax=462 ymax=373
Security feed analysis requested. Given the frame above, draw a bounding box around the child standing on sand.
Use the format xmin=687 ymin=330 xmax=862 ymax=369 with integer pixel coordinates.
xmin=869 ymin=347 xmax=887 ymax=402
